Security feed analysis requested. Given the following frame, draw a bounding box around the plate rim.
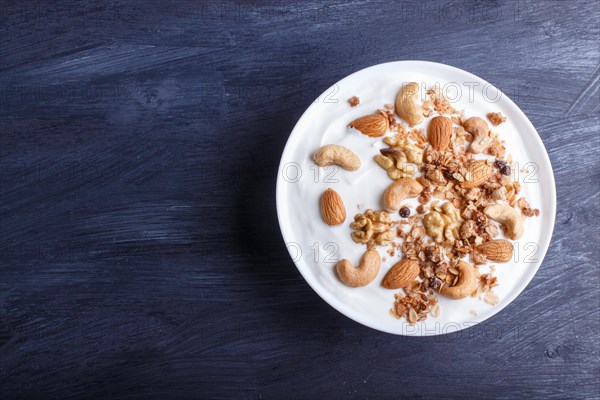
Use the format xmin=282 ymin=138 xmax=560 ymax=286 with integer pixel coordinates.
xmin=275 ymin=60 xmax=557 ymax=336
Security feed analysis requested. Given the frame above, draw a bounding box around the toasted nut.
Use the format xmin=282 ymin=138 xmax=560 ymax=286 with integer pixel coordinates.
xmin=375 ymin=148 xmax=417 ymax=180
xmin=336 ymin=250 xmax=380 ymax=287
xmin=463 ymin=117 xmax=491 ymax=154
xmin=461 ymin=160 xmax=493 ymax=188
xmin=383 ymin=177 xmax=423 ymax=212
xmin=439 ymin=261 xmax=477 ymax=299
xmin=349 ymin=114 xmax=389 ymax=137
xmin=350 ymin=209 xmax=395 ymax=247
xmin=395 ymin=82 xmax=424 ymax=126
xmin=476 ymin=239 xmax=513 ymax=262
xmin=320 ymin=188 xmax=346 ymax=226
xmin=382 ymin=259 xmax=420 ymax=289
xmin=427 ymin=116 xmax=453 ymax=151
xmin=484 ymin=204 xmax=524 ymax=240
xmin=423 ymin=202 xmax=461 ymax=243
xmin=313 ymin=144 xmax=361 ymax=171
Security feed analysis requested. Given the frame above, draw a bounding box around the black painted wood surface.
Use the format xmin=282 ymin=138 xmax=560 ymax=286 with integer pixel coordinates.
xmin=1 ymin=1 xmax=599 ymax=399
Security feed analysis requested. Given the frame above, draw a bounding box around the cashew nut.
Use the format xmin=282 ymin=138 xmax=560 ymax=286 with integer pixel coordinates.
xmin=439 ymin=261 xmax=477 ymax=299
xmin=383 ymin=177 xmax=423 ymax=212
xmin=336 ymin=249 xmax=380 ymax=287
xmin=463 ymin=117 xmax=491 ymax=154
xmin=395 ymin=82 xmax=424 ymax=126
xmin=313 ymin=144 xmax=361 ymax=171
xmin=484 ymin=204 xmax=524 ymax=240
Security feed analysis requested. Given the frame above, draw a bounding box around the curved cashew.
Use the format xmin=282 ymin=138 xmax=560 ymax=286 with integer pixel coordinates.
xmin=484 ymin=204 xmax=524 ymax=240
xmin=463 ymin=117 xmax=491 ymax=154
xmin=313 ymin=144 xmax=361 ymax=171
xmin=383 ymin=177 xmax=423 ymax=212
xmin=395 ymin=82 xmax=424 ymax=126
xmin=439 ymin=261 xmax=477 ymax=299
xmin=336 ymin=250 xmax=380 ymax=287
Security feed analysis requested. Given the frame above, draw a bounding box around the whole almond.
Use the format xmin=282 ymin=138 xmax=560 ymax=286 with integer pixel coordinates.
xmin=427 ymin=116 xmax=452 ymax=151
xmin=461 ymin=160 xmax=492 ymax=188
xmin=382 ymin=259 xmax=420 ymax=289
xmin=349 ymin=114 xmax=389 ymax=137
xmin=476 ymin=239 xmax=513 ymax=262
xmin=320 ymin=188 xmax=346 ymax=226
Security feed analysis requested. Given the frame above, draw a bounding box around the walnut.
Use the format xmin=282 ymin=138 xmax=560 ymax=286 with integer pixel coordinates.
xmin=375 ymin=139 xmax=423 ymax=180
xmin=350 ymin=209 xmax=396 ymax=247
xmin=374 ymin=149 xmax=416 ymax=180
xmin=423 ymin=202 xmax=461 ymax=244
xmin=403 ymin=143 xmax=424 ymax=164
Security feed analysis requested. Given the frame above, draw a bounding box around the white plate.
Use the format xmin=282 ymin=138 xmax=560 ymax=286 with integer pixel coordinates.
xmin=276 ymin=61 xmax=556 ymax=336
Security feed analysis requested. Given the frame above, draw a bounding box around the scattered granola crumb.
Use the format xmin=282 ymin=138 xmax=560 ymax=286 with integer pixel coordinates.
xmin=357 ymin=203 xmax=364 ymax=210
xmin=484 ymin=291 xmax=500 ymax=305
xmin=348 ymin=96 xmax=360 ymax=107
xmin=487 ymin=112 xmax=506 ymax=126
xmin=384 ymin=103 xmax=394 ymax=110
xmin=470 ymin=309 xmax=478 ymax=316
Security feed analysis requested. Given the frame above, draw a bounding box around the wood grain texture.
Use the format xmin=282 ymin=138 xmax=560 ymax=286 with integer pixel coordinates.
xmin=1 ymin=0 xmax=599 ymax=399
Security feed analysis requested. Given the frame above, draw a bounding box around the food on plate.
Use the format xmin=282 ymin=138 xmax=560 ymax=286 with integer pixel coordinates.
xmin=311 ymin=82 xmax=539 ymax=325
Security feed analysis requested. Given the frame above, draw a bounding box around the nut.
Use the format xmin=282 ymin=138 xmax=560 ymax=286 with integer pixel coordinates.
xmin=383 ymin=177 xmax=423 ymax=212
xmin=427 ymin=116 xmax=453 ymax=151
xmin=313 ymin=145 xmax=361 ymax=171
xmin=382 ymin=259 xmax=420 ymax=289
xmin=395 ymin=82 xmax=424 ymax=126
xmin=484 ymin=204 xmax=524 ymax=240
xmin=461 ymin=160 xmax=493 ymax=188
xmin=350 ymin=209 xmax=395 ymax=247
xmin=320 ymin=188 xmax=346 ymax=226
xmin=439 ymin=261 xmax=477 ymax=299
xmin=476 ymin=239 xmax=513 ymax=262
xmin=403 ymin=142 xmax=424 ymax=164
xmin=374 ymin=148 xmax=416 ymax=180
xmin=349 ymin=114 xmax=389 ymax=137
xmin=423 ymin=202 xmax=461 ymax=243
xmin=336 ymin=250 xmax=380 ymax=287
xmin=463 ymin=117 xmax=492 ymax=154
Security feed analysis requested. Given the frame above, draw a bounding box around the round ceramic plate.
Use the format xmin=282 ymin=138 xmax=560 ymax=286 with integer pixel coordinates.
xmin=276 ymin=61 xmax=556 ymax=336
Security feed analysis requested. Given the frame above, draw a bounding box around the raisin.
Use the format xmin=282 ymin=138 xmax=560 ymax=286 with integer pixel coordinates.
xmin=443 ymin=170 xmax=454 ymax=180
xmin=430 ymin=277 xmax=443 ymax=290
xmin=399 ymin=207 xmax=410 ymax=218
xmin=495 ymin=160 xmax=511 ymax=176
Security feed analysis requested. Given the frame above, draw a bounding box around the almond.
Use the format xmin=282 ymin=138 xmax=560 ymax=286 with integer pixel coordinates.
xmin=427 ymin=116 xmax=452 ymax=151
xmin=476 ymin=239 xmax=513 ymax=262
xmin=382 ymin=259 xmax=420 ymax=289
xmin=461 ymin=160 xmax=492 ymax=188
xmin=320 ymin=188 xmax=346 ymax=226
xmin=349 ymin=114 xmax=389 ymax=137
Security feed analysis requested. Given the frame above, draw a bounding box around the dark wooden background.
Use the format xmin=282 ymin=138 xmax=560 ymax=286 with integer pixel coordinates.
xmin=1 ymin=1 xmax=599 ymax=399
